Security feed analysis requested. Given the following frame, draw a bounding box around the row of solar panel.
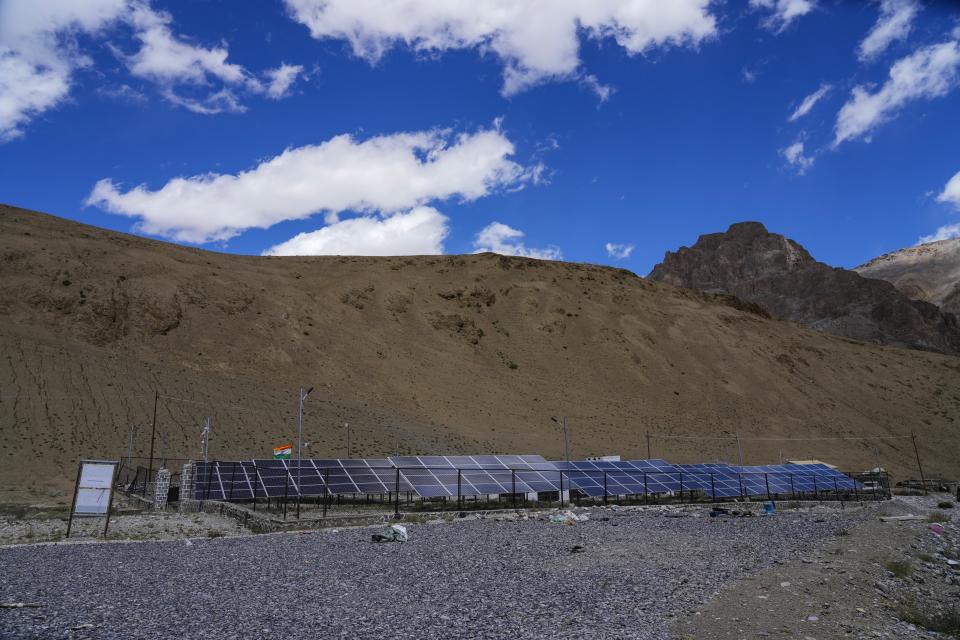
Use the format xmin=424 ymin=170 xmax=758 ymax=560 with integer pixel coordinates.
xmin=192 ymin=455 xmax=861 ymax=501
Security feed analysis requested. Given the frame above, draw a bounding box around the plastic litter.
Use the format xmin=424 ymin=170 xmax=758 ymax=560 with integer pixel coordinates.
xmin=549 ymin=511 xmax=587 ymax=525
xmin=371 ymin=524 xmax=408 ymax=543
xmin=763 ymin=502 xmax=777 ymax=516
xmin=930 ymin=523 xmax=946 ymax=536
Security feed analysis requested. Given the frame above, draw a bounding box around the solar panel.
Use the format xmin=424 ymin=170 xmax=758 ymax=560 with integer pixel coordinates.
xmin=386 ymin=455 xmax=561 ymax=497
xmin=191 ymin=457 xmax=861 ymax=502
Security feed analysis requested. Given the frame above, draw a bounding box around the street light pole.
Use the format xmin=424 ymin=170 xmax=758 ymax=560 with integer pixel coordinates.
xmin=551 ymin=416 xmax=571 ymax=505
xmin=297 ymin=387 xmax=314 ymax=511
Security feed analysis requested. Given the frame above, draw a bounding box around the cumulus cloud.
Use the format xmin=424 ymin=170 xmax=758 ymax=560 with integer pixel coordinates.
xmin=0 ymin=0 xmax=129 ymax=140
xmin=605 ymin=242 xmax=634 ymax=259
xmin=87 ymin=126 xmax=540 ymax=243
xmin=937 ymin=170 xmax=960 ymax=209
xmin=917 ymin=171 xmax=960 ymax=244
xmin=124 ymin=4 xmax=301 ymax=113
xmin=263 ymin=63 xmax=304 ymax=99
xmin=750 ymin=0 xmax=815 ymax=33
xmin=788 ymin=84 xmax=831 ymax=122
xmin=127 ymin=5 xmax=246 ymax=85
xmin=473 ymin=222 xmax=561 ymax=260
xmin=0 ymin=1 xmax=303 ymax=139
xmin=283 ymin=0 xmax=717 ymax=95
xmin=834 ymin=40 xmax=960 ymax=146
xmin=918 ymin=223 xmax=960 ymax=244
xmin=858 ymin=0 xmax=919 ymax=62
xmin=781 ymin=140 xmax=815 ymax=173
xmin=263 ymin=206 xmax=448 ymax=256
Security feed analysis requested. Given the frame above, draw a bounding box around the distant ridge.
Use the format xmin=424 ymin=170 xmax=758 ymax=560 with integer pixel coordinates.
xmin=855 ymin=237 xmax=960 ymax=315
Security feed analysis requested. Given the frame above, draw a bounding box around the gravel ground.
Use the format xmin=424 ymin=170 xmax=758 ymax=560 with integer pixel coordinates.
xmin=0 ymin=504 xmax=862 ymax=640
xmin=0 ymin=511 xmax=250 ymax=545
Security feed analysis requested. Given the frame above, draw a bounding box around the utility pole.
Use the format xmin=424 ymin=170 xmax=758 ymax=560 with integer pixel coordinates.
xmin=551 ymin=416 xmax=571 ymax=466
xmin=345 ymin=422 xmax=351 ymax=458
xmin=646 ymin=432 xmax=651 ymax=460
xmin=126 ymin=424 xmax=139 ymax=462
xmin=735 ymin=431 xmax=744 ymax=467
xmin=146 ymin=390 xmax=159 ymax=492
xmin=910 ymin=431 xmax=927 ymax=495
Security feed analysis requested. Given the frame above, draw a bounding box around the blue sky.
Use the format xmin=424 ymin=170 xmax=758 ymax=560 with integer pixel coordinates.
xmin=2 ymin=0 xmax=960 ymax=274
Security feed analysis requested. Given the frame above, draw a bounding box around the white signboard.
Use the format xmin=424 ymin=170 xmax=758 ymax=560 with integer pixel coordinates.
xmin=73 ymin=462 xmax=117 ymax=515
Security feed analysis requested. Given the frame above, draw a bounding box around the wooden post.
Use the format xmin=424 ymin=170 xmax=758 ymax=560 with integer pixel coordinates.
xmin=145 ymin=390 xmax=158 ymax=497
xmin=65 ymin=462 xmax=83 ymax=538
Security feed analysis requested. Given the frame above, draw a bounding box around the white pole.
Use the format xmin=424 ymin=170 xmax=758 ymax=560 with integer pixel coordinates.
xmin=735 ymin=431 xmax=744 ymax=467
xmin=346 ymin=422 xmax=351 ymax=458
xmin=297 ymin=387 xmax=304 ymax=493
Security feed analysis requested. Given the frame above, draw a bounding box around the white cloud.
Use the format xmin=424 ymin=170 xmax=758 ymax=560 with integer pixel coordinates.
xmin=788 ymin=83 xmax=830 ymax=122
xmin=781 ymin=140 xmax=815 ymax=173
xmin=0 ymin=1 xmax=303 ymax=139
xmin=127 ymin=5 xmax=247 ymax=85
xmin=0 ymin=0 xmax=129 ymax=140
xmin=750 ymin=0 xmax=815 ymax=33
xmin=473 ymin=222 xmax=561 ymax=260
xmin=937 ymin=170 xmax=960 ymax=209
xmin=605 ymin=242 xmax=634 ymax=259
xmin=263 ymin=206 xmax=448 ymax=256
xmin=917 ymin=171 xmax=960 ymax=244
xmin=834 ymin=40 xmax=960 ymax=146
xmin=87 ymin=126 xmax=540 ymax=243
xmin=580 ymin=74 xmax=615 ymax=102
xmin=0 ymin=49 xmax=70 ymax=141
xmin=918 ymin=223 xmax=960 ymax=244
xmin=858 ymin=0 xmax=919 ymax=62
xmin=283 ymin=0 xmax=717 ymax=96
xmin=124 ymin=4 xmax=301 ymax=113
xmin=160 ymin=86 xmax=245 ymax=115
xmin=263 ymin=63 xmax=304 ymax=99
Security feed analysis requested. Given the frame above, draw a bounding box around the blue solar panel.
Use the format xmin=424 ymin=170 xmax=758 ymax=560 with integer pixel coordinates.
xmin=192 ymin=457 xmax=861 ymax=502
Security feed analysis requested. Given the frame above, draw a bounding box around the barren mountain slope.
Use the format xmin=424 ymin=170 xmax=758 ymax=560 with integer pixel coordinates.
xmin=856 ymin=237 xmax=960 ymax=314
xmin=649 ymin=222 xmax=960 ymax=355
xmin=1 ymin=206 xmax=958 ymax=501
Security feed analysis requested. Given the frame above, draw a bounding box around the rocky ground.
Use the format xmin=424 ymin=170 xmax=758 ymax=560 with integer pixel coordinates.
xmin=0 ymin=497 xmax=956 ymax=639
xmin=673 ymin=494 xmax=960 ymax=639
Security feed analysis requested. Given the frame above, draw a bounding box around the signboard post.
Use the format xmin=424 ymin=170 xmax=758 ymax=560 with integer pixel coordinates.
xmin=66 ymin=460 xmax=119 ymax=538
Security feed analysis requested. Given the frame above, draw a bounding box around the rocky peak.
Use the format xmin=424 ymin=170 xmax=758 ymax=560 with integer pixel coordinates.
xmin=649 ymin=222 xmax=960 ymax=356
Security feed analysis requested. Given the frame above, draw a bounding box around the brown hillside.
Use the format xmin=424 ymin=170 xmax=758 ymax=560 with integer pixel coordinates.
xmin=1 ymin=205 xmax=958 ymax=502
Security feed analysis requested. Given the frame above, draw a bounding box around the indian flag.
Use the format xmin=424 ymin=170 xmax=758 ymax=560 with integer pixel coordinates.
xmin=273 ymin=443 xmax=293 ymax=459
